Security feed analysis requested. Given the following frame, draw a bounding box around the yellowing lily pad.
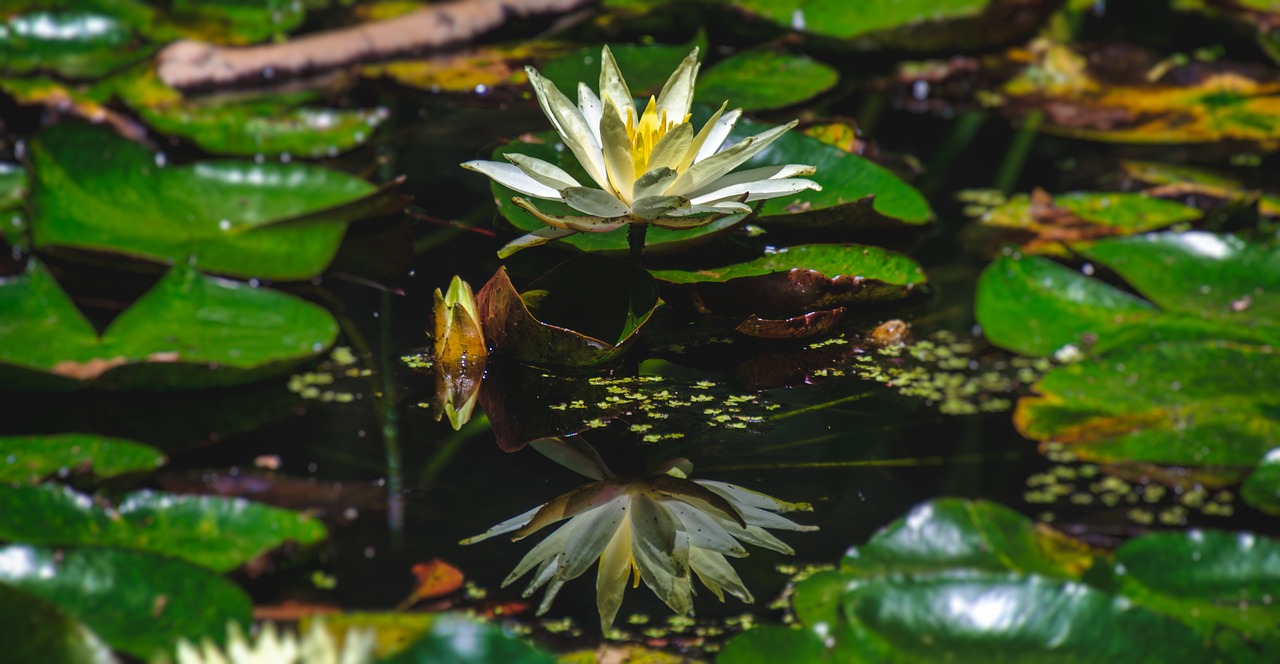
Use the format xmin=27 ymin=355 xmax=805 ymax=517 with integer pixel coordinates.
xmin=0 ymin=260 xmax=338 ymax=390
xmin=30 ymin=122 xmax=408 ymax=279
xmin=652 ymin=244 xmax=926 ymax=316
xmin=365 ymin=42 xmax=570 ymax=94
xmin=1121 ymin=160 xmax=1280 ymax=217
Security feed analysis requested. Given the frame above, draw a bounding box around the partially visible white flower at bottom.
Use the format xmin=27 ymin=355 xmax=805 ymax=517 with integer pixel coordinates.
xmin=165 ymin=621 xmax=375 ymax=664
xmin=462 ymin=442 xmax=816 ymax=631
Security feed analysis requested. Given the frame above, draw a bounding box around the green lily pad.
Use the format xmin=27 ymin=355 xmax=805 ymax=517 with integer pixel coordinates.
xmin=489 ymin=134 xmax=749 ymax=255
xmin=652 ymin=244 xmax=926 ymax=316
xmin=30 ymin=122 xmax=408 ymax=280
xmin=1112 ymin=529 xmax=1280 ymax=656
xmin=0 ymin=260 xmax=338 ymax=390
xmin=970 ymin=189 xmax=1202 ymax=255
xmin=157 ymin=0 xmax=306 ymax=45
xmin=475 ymin=255 xmax=659 ymax=370
xmin=0 ymin=484 xmax=327 ymax=572
xmin=694 ymin=50 xmax=838 ymax=111
xmin=111 ymin=66 xmax=388 ymax=157
xmin=1242 ymin=449 xmax=1280 ymax=515
xmin=0 ymin=434 xmax=165 ymax=484
xmin=0 ymin=11 xmax=153 ymax=79
xmin=728 ymin=0 xmax=1055 ymax=50
xmin=728 ymin=117 xmax=934 ymax=229
xmin=384 ymin=614 xmax=555 ymax=664
xmin=0 ymin=583 xmax=115 ymax=664
xmin=975 ymin=232 xmax=1279 ymax=357
xmin=1015 ymin=341 xmax=1280 ymax=467
xmin=719 ymin=625 xmax=829 ymax=664
xmin=0 ymin=545 xmax=251 ymax=659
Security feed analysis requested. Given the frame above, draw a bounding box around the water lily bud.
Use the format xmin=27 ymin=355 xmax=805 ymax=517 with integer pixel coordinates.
xmin=433 ymin=275 xmax=486 ymax=370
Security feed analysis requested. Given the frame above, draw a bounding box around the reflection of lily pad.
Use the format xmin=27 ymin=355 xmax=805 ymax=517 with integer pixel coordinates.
xmin=721 ymin=498 xmax=1273 ymax=663
xmin=735 ymin=308 xmax=847 ymax=339
xmin=652 ymin=244 xmax=926 ymax=316
xmin=1015 ymin=341 xmax=1280 ymax=467
xmin=0 ymin=261 xmax=338 ymax=390
xmin=0 ymin=583 xmax=114 ymax=664
xmin=111 ymin=66 xmax=388 ymax=157
xmin=30 ymin=123 xmax=407 ymax=279
xmin=0 ymin=545 xmax=251 ymax=659
xmin=975 ymin=232 xmax=1279 ymax=357
xmin=476 ymin=255 xmax=659 ymax=370
xmin=694 ymin=50 xmax=838 ymax=111
xmin=0 ymin=484 xmax=327 ymax=572
xmin=0 ymin=434 xmax=165 ymax=484
xmin=970 ymin=188 xmax=1202 ymax=254
xmin=0 ymin=11 xmax=153 ymax=79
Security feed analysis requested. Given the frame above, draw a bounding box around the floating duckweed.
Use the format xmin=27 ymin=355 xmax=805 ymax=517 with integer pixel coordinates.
xmin=330 ymin=346 xmax=357 ymax=366
xmin=627 ymin=614 xmax=650 ymax=625
xmin=629 ymin=424 xmax=652 ymax=433
xmin=1160 ymin=506 xmax=1189 ymax=525
xmin=400 ymin=353 xmax=432 ymax=369
xmin=808 ymin=336 xmax=849 ymax=349
xmin=585 ymin=419 xmax=609 ymax=428
xmin=1128 ymin=508 xmax=1154 ymax=525
xmin=463 ymin=581 xmax=487 ymax=600
xmin=541 ymin=617 xmax=576 ymax=634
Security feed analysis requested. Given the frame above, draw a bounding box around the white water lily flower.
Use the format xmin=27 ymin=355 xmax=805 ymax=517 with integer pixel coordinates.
xmin=463 ymin=46 xmax=821 ymax=257
xmin=461 ymin=437 xmax=816 ymax=631
xmin=164 ymin=620 xmax=375 ymax=664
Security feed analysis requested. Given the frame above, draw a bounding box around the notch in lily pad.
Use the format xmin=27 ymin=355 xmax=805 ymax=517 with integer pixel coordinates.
xmin=652 ymin=243 xmax=926 ymax=317
xmin=476 ymin=255 xmax=659 ymax=371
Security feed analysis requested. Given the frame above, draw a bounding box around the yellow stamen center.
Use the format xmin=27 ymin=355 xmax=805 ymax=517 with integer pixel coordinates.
xmin=625 ymin=96 xmax=691 ymax=177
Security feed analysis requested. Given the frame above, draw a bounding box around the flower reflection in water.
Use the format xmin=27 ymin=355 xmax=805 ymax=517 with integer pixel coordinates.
xmin=462 ymin=437 xmax=816 ymax=630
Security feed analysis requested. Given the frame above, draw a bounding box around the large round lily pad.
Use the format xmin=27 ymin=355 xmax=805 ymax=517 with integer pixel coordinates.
xmin=0 ymin=434 xmax=165 ymax=484
xmin=0 ymin=260 xmax=338 ymax=390
xmin=694 ymin=50 xmax=838 ymax=111
xmin=476 ymin=255 xmax=659 ymax=370
xmin=29 ymin=122 xmax=408 ymax=279
xmin=0 ymin=545 xmax=252 ymax=659
xmin=0 ymin=583 xmax=115 ymax=664
xmin=1243 ymin=449 xmax=1280 ymax=516
xmin=652 ymin=243 xmax=926 ymax=316
xmin=0 ymin=483 xmax=327 ymax=572
xmin=0 ymin=11 xmax=153 ymax=79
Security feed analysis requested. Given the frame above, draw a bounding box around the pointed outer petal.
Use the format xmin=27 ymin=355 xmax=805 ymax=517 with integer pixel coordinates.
xmin=645 ymin=122 xmax=694 ymax=174
xmin=733 ymin=523 xmax=796 ymax=554
xmin=650 ymin=474 xmax=747 ymax=527
xmin=690 ymin=178 xmax=822 ymax=206
xmin=530 ymin=435 xmax=616 ymax=481
xmin=504 ymin=524 xmax=572 ymax=587
xmin=692 ymin=107 xmax=743 ymax=165
xmin=497 ymin=226 xmax=578 ymax=259
xmin=578 ymin=83 xmax=603 ymax=146
xmin=630 ymin=493 xmax=693 ymax=615
xmin=697 ymin=479 xmax=815 ymax=514
xmin=505 ymin=153 xmax=581 ymax=190
xmin=632 ymin=167 xmax=679 ymax=201
xmin=646 ymin=213 xmax=728 ymax=229
xmin=598 ymin=45 xmax=634 ymax=120
xmin=510 ymin=197 xmax=626 ymax=232
xmin=656 ymin=48 xmax=701 ymax=121
xmin=662 ymin=202 xmax=752 ymax=217
xmin=631 ymin=195 xmax=690 ymax=220
xmin=562 ymin=186 xmax=631 ymax=217
xmin=679 ymin=102 xmax=729 ymax=172
xmin=526 ymin=67 xmax=610 ymax=189
xmin=666 ymin=499 xmax=749 ymax=557
xmin=690 ymin=547 xmax=754 ymax=604
xmin=686 ymin=164 xmax=817 ymax=199
xmin=600 ymin=99 xmax=637 ymax=201
xmin=513 ymin=481 xmax=626 ymax=539
xmin=596 ymin=514 xmax=633 ymax=631
xmin=460 ymin=502 xmax=545 ymax=544
xmin=555 ymin=496 xmax=630 ymax=581
xmin=462 ymin=160 xmax=561 ymax=199
xmin=672 ymin=120 xmax=797 ymax=195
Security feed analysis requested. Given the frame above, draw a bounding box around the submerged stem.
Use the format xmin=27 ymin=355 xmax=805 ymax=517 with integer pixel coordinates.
xmin=628 ymin=223 xmax=647 ymax=263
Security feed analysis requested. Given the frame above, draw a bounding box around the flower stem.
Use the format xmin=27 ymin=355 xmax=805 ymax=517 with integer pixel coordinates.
xmin=627 ymin=224 xmax=647 ymax=263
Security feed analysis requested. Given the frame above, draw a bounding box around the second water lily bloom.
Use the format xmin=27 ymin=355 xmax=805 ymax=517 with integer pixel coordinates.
xmin=463 ymin=46 xmax=821 ymax=257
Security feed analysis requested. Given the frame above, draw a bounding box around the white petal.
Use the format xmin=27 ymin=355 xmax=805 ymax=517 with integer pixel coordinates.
xmin=530 ymin=436 xmax=615 ymax=481
xmin=504 ymin=153 xmax=581 ymax=190
xmin=679 ymin=102 xmax=727 ymax=172
xmin=686 ymin=164 xmax=817 ymax=199
xmin=632 ymin=167 xmax=678 ymax=201
xmin=671 ymin=120 xmax=796 ymax=195
xmin=497 ymin=227 xmax=578 ymax=259
xmin=460 ymin=502 xmax=544 ymax=544
xmin=578 ymin=82 xmax=603 ymax=146
xmin=690 ymin=547 xmax=753 ymax=604
xmin=631 ymin=195 xmax=689 ymax=219
xmin=693 ymin=107 xmax=742 ymax=164
xmin=562 ymin=186 xmax=630 ymax=217
xmin=600 ymin=98 xmax=636 ymax=201
xmin=596 ymin=518 xmax=633 ymax=631
xmin=697 ymin=480 xmax=814 ymax=514
xmin=663 ymin=201 xmax=753 ymax=217
xmin=646 ymin=121 xmax=693 ymax=174
xmin=557 ymin=496 xmax=629 ymax=580
xmin=666 ymin=499 xmax=748 ymax=557
xmin=690 ymin=178 xmax=821 ymax=205
xmin=462 ymin=160 xmax=561 ymax=199
xmin=631 ymin=493 xmax=693 ymax=615
xmin=599 ymin=45 xmax=634 ymax=119
xmin=511 ymin=197 xmax=626 ymax=233
xmin=504 ymin=520 xmax=575 ymax=586
xmin=656 ymin=48 xmax=700 ymax=121
xmin=526 ymin=67 xmax=610 ymax=190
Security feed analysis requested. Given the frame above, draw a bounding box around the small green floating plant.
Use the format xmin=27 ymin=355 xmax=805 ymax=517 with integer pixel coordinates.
xmin=463 ymin=46 xmax=820 ymax=259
